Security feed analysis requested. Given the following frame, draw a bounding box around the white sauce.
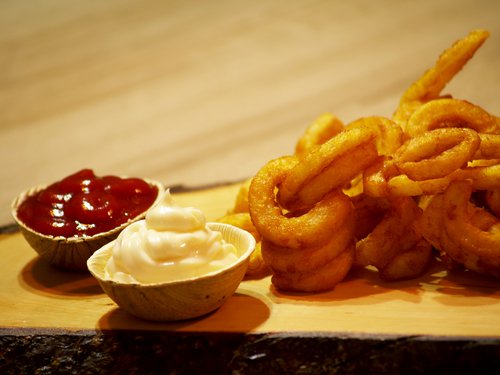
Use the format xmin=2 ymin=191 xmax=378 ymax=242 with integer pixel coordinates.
xmin=104 ymin=190 xmax=238 ymax=284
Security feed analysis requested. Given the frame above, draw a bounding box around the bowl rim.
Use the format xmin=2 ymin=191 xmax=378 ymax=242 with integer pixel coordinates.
xmin=87 ymin=222 xmax=256 ymax=288
xmin=11 ymin=178 xmax=165 ymax=243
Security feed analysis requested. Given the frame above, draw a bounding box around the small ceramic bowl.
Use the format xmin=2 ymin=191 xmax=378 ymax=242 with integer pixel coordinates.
xmin=87 ymin=222 xmax=256 ymax=321
xmin=11 ymin=179 xmax=164 ymax=271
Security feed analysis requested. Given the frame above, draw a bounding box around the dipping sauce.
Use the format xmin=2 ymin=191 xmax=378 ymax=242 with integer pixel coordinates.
xmin=16 ymin=169 xmax=159 ymax=238
xmin=104 ymin=190 xmax=238 ymax=284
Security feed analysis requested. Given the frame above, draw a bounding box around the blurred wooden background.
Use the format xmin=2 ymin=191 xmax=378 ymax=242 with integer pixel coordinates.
xmin=1 ymin=0 xmax=499 ymax=226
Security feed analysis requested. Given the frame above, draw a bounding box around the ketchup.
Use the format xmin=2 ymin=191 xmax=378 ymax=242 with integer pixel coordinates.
xmin=16 ymin=169 xmax=159 ymax=238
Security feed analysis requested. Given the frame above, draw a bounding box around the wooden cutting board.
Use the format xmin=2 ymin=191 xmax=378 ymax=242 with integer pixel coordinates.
xmin=1 ymin=182 xmax=500 ymax=338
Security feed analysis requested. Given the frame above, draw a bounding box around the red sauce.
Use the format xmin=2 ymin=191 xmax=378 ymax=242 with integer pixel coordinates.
xmin=16 ymin=169 xmax=159 ymax=238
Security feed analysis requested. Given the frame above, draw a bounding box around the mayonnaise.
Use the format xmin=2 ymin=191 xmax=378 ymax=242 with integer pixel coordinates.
xmin=104 ymin=189 xmax=238 ymax=284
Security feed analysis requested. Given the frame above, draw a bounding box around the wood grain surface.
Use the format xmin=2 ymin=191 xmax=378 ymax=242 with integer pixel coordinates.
xmin=2 ymin=185 xmax=500 ymax=337
xmin=1 ymin=0 xmax=500 ymax=227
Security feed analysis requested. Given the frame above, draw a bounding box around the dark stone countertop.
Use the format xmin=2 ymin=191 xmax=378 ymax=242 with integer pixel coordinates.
xmin=1 ymin=328 xmax=499 ymax=374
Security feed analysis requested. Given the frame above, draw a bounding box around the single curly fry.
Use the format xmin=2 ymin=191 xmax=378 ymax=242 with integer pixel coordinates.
xmin=474 ymin=134 xmax=500 ymax=160
xmin=394 ymin=127 xmax=480 ymax=181
xmin=405 ymin=98 xmax=500 ymax=137
xmin=393 ymin=29 xmax=490 ymax=127
xmin=387 ymin=174 xmax=453 ymax=197
xmin=295 ymin=113 xmax=344 ymax=158
xmin=248 ymin=156 xmax=354 ymax=249
xmin=441 ymin=180 xmax=500 ymax=278
xmin=217 ymin=212 xmax=261 ymax=242
xmin=261 ymin=216 xmax=354 ymax=274
xmin=379 ymin=239 xmax=433 ymax=281
xmin=344 ymin=116 xmax=405 ymax=155
xmin=279 ymin=123 xmax=379 ymax=210
xmin=271 ymin=245 xmax=355 ymax=293
xmin=245 ymin=242 xmax=271 ymax=278
xmin=230 ymin=179 xmax=252 ymax=214
xmin=454 ymin=164 xmax=500 ymax=190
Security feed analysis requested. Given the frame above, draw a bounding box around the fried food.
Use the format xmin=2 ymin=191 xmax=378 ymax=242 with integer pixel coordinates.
xmin=231 ymin=178 xmax=253 ymax=214
xmin=379 ymin=239 xmax=433 ymax=281
xmin=393 ymin=29 xmax=490 ymax=128
xmin=394 ymin=127 xmax=480 ymax=181
xmin=270 ymin=245 xmax=354 ymax=292
xmin=404 ymin=98 xmax=500 ymax=137
xmin=261 ymin=218 xmax=353 ymax=274
xmin=437 ymin=180 xmax=500 ymax=278
xmin=486 ymin=189 xmax=500 ymax=217
xmin=419 ymin=194 xmax=446 ymax=251
xmin=364 ymin=126 xmax=497 ymax=198
xmin=344 ymin=116 xmax=405 ymax=156
xmin=245 ymin=242 xmax=269 ymax=278
xmin=474 ymin=134 xmax=500 ymax=160
xmin=217 ymin=212 xmax=261 ymax=243
xmin=249 ymin=156 xmax=354 ymax=249
xmin=354 ymin=196 xmax=421 ymax=268
xmin=231 ymin=29 xmax=498 ymax=290
xmin=453 ymin=164 xmax=500 ymax=190
xmin=295 ymin=113 xmax=344 ymax=158
xmin=278 ymin=124 xmax=379 ymax=211
xmin=351 ymin=194 xmax=391 ymax=240
xmin=217 ymin=179 xmax=270 ymax=278
xmin=279 ymin=117 xmax=404 ymax=213
xmin=247 ymin=155 xmax=355 ymax=292
xmin=354 ymin=196 xmax=432 ymax=280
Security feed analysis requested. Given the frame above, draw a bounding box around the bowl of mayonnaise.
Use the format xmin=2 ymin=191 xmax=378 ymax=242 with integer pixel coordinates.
xmin=87 ymin=189 xmax=256 ymax=321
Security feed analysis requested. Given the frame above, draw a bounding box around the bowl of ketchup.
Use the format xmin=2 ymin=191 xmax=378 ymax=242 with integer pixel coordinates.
xmin=11 ymin=169 xmax=163 ymax=271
